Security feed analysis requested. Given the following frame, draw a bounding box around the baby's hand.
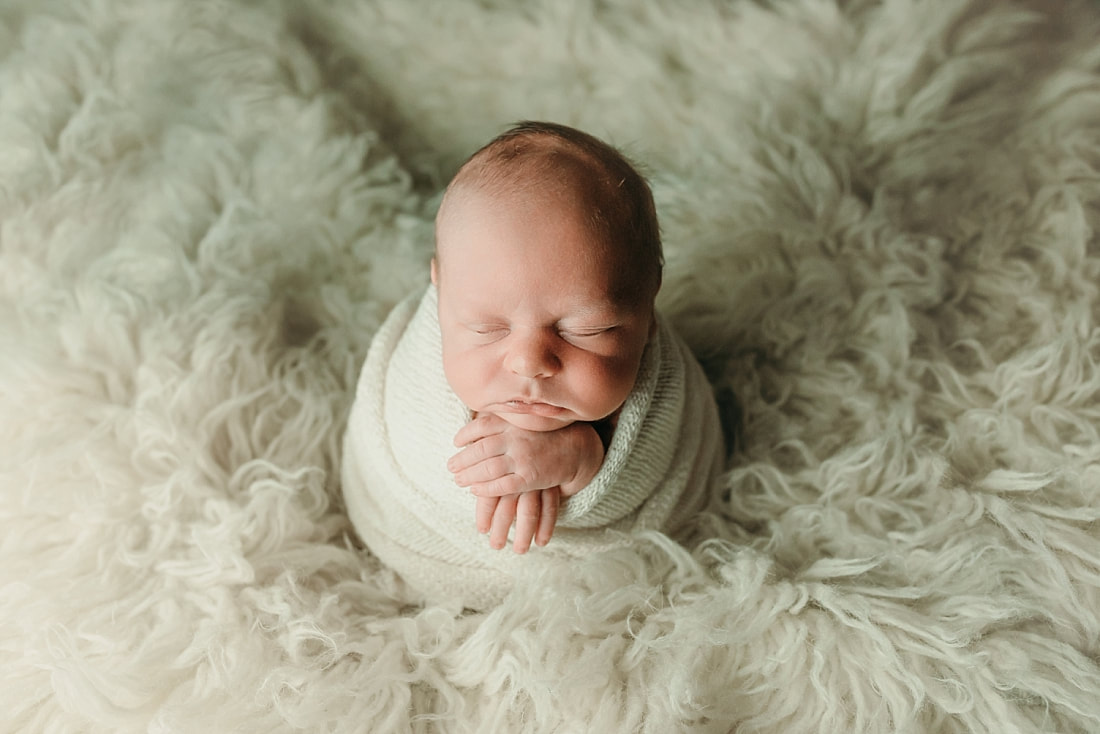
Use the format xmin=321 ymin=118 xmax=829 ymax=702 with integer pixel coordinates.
xmin=448 ymin=413 xmax=604 ymax=553
xmin=449 ymin=413 xmax=604 ymax=497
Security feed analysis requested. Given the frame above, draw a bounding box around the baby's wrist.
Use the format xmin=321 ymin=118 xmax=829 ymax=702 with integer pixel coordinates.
xmin=560 ymin=422 xmax=604 ymax=497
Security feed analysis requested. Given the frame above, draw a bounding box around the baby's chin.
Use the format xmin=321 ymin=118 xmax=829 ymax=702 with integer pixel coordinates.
xmin=493 ymin=411 xmax=576 ymax=432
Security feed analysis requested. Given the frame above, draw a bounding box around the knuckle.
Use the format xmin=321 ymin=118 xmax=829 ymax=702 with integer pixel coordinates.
xmin=508 ymin=474 xmax=528 ymax=493
xmin=522 ymin=461 xmax=542 ymax=488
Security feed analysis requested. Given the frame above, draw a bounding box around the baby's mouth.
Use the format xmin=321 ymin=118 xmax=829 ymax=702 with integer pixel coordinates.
xmin=497 ymin=399 xmax=565 ymax=416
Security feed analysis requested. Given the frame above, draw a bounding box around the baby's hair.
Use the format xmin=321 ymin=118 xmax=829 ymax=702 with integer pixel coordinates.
xmin=437 ymin=121 xmax=663 ymax=303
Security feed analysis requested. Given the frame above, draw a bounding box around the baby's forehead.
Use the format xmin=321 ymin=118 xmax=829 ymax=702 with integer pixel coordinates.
xmin=446 ymin=255 xmax=653 ymax=320
xmin=450 ymin=278 xmax=651 ymax=321
xmin=440 ymin=173 xmax=636 ymax=257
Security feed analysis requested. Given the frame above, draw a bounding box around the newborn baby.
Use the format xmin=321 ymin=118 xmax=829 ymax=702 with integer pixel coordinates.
xmin=342 ymin=122 xmax=724 ymax=609
xmin=434 ymin=122 xmax=664 ymax=556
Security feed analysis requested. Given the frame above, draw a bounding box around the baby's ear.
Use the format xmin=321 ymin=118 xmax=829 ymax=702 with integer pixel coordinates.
xmin=430 ymin=257 xmax=439 ymax=286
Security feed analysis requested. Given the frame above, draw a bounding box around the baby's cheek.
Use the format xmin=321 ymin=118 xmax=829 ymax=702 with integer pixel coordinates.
xmin=442 ymin=349 xmax=489 ymax=407
xmin=576 ymin=356 xmax=637 ymax=415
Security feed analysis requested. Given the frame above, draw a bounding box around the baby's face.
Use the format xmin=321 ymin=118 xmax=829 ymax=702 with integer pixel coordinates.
xmin=433 ymin=189 xmax=655 ymax=432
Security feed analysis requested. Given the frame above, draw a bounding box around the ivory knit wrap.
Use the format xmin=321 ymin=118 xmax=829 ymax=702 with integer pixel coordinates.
xmin=341 ymin=285 xmax=724 ymax=609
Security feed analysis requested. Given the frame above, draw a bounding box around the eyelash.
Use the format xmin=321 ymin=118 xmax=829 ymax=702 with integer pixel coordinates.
xmin=469 ymin=327 xmax=611 ymax=339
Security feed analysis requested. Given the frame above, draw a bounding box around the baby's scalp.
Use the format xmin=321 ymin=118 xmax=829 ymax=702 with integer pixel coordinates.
xmin=434 ymin=121 xmax=663 ymax=308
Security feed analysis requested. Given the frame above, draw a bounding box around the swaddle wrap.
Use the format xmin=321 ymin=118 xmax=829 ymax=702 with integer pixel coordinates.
xmin=342 ymin=285 xmax=724 ymax=609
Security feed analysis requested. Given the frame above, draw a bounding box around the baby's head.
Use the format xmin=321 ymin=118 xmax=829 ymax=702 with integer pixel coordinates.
xmin=432 ymin=121 xmax=663 ymax=432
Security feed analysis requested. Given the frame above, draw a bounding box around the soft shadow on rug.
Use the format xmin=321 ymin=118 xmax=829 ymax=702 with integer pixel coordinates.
xmin=2 ymin=0 xmax=1099 ymax=732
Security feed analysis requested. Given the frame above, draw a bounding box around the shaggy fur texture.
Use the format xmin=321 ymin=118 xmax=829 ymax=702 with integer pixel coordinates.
xmin=2 ymin=0 xmax=1099 ymax=731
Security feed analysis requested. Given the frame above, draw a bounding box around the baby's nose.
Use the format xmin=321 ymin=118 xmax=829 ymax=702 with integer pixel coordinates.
xmin=506 ymin=332 xmax=560 ymax=379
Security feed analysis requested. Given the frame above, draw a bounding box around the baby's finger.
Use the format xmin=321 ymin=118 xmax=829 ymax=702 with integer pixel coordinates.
xmin=535 ymin=487 xmax=560 ymax=547
xmin=468 ymin=473 xmax=526 ymax=497
xmin=453 ymin=455 xmax=513 ymax=487
xmin=447 ymin=436 xmax=506 ymax=474
xmin=512 ymin=491 xmax=541 ymax=555
xmin=475 ymin=495 xmax=498 ymax=535
xmin=489 ymin=494 xmax=518 ymax=550
xmin=453 ymin=413 xmax=506 ymax=447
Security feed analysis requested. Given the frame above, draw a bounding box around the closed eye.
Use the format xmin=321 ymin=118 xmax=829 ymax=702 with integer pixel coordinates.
xmin=470 ymin=325 xmax=509 ymax=337
xmin=560 ymin=326 xmax=616 ymax=339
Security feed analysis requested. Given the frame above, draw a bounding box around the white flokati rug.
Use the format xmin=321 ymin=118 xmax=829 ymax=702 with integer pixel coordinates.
xmin=2 ymin=0 xmax=1100 ymax=731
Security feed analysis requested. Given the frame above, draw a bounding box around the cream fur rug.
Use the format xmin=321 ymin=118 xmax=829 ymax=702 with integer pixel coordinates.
xmin=2 ymin=1 xmax=1099 ymax=732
